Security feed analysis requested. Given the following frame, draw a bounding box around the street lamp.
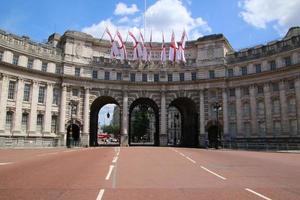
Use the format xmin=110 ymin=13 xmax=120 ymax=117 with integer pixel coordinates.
xmin=68 ymin=100 xmax=77 ymax=148
xmin=213 ymin=102 xmax=222 ymax=149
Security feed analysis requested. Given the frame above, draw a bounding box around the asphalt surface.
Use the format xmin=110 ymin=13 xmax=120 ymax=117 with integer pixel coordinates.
xmin=0 ymin=147 xmax=299 ymax=200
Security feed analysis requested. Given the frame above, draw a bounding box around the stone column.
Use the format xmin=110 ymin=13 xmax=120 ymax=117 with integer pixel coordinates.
xmin=0 ymin=75 xmax=8 ymax=133
xmin=12 ymin=78 xmax=24 ymax=135
xmin=235 ymin=87 xmax=242 ymax=136
xmin=199 ymin=89 xmax=205 ymax=146
xmin=160 ymin=91 xmax=167 ymax=145
xmin=263 ymin=83 xmax=272 ymax=135
xmin=222 ymin=88 xmax=229 ymax=136
xmin=59 ymin=84 xmax=67 ymax=135
xmin=82 ymin=87 xmax=90 ymax=146
xmin=279 ymin=81 xmax=289 ymax=134
xmin=121 ymin=90 xmax=128 ymax=146
xmin=28 ymin=81 xmax=38 ymax=135
xmin=295 ymin=78 xmax=300 ymax=135
xmin=250 ymin=85 xmax=257 ymax=136
xmin=43 ymin=83 xmax=53 ymax=135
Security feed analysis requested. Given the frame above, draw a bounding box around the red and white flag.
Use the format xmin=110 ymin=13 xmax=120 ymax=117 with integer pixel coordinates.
xmin=105 ymin=27 xmax=114 ymax=42
xmin=169 ymin=31 xmax=178 ymax=62
xmin=147 ymin=30 xmax=153 ymax=61
xmin=139 ymin=31 xmax=147 ymax=61
xmin=105 ymin=28 xmax=119 ymax=59
xmin=129 ymin=31 xmax=140 ymax=60
xmin=176 ymin=30 xmax=186 ymax=63
xmin=161 ymin=32 xmax=166 ymax=62
xmin=116 ymin=31 xmax=127 ymax=60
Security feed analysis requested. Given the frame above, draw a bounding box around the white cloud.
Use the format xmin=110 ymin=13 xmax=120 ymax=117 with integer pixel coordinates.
xmin=118 ymin=16 xmax=129 ymax=24
xmin=82 ymin=0 xmax=211 ymax=42
xmin=239 ymin=0 xmax=300 ymax=34
xmin=114 ymin=2 xmax=139 ymax=15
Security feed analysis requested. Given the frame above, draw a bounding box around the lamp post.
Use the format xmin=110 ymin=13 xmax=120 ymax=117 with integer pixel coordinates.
xmin=213 ymin=102 xmax=222 ymax=149
xmin=68 ymin=100 xmax=77 ymax=148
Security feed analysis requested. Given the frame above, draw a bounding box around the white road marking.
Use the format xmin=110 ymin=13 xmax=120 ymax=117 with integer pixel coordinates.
xmin=245 ymin=188 xmax=272 ymax=200
xmin=105 ymin=165 xmax=115 ymax=180
xmin=0 ymin=162 xmax=13 ymax=166
xmin=179 ymin=152 xmax=185 ymax=157
xmin=200 ymin=166 xmax=226 ymax=180
xmin=96 ymin=189 xmax=105 ymax=200
xmin=185 ymin=156 xmax=196 ymax=164
xmin=112 ymin=156 xmax=118 ymax=163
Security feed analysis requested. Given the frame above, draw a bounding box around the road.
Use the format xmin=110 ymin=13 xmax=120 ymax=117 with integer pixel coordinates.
xmin=0 ymin=147 xmax=299 ymax=200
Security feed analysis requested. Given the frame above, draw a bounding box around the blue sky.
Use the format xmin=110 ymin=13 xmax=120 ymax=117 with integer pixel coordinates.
xmin=0 ymin=0 xmax=299 ymax=50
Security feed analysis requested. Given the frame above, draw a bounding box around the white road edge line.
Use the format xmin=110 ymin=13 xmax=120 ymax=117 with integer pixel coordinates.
xmin=105 ymin=165 xmax=115 ymax=180
xmin=112 ymin=156 xmax=118 ymax=163
xmin=0 ymin=162 xmax=13 ymax=166
xmin=245 ymin=188 xmax=272 ymax=200
xmin=185 ymin=156 xmax=196 ymax=164
xmin=179 ymin=152 xmax=185 ymax=157
xmin=96 ymin=189 xmax=105 ymax=200
xmin=200 ymin=166 xmax=226 ymax=180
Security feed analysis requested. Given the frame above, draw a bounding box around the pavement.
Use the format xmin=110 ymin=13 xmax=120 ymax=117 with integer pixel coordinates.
xmin=0 ymin=147 xmax=299 ymax=200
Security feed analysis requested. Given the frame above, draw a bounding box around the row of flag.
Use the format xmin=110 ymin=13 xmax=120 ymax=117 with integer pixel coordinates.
xmin=104 ymin=28 xmax=186 ymax=63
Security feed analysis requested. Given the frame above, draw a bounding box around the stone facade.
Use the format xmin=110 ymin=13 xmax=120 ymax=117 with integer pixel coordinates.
xmin=0 ymin=27 xmax=300 ymax=148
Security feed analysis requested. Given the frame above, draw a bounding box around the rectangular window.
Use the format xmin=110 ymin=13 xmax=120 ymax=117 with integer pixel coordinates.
xmin=227 ymin=69 xmax=234 ymax=77
xmin=154 ymin=74 xmax=159 ymax=82
xmin=241 ymin=66 xmax=247 ymax=75
xmin=289 ymin=119 xmax=297 ymax=134
xmin=257 ymin=86 xmax=264 ymax=94
xmin=272 ymin=83 xmax=279 ymax=92
xmin=229 ymin=88 xmax=235 ymax=97
xmin=21 ymin=113 xmax=28 ymax=133
xmin=209 ymin=70 xmax=215 ymax=79
xmin=41 ymin=62 xmax=47 ymax=72
xmin=75 ymin=67 xmax=80 ymax=77
xmin=92 ymin=70 xmax=98 ymax=79
xmin=12 ymin=55 xmax=19 ymax=65
xmin=27 ymin=59 xmax=33 ymax=69
xmin=51 ymin=116 xmax=58 ymax=134
xmin=270 ymin=60 xmax=276 ymax=70
xmin=255 ymin=64 xmax=261 ymax=73
xmin=104 ymin=71 xmax=110 ymax=80
xmin=142 ymin=74 xmax=148 ymax=82
xmin=242 ymin=87 xmax=249 ymax=96
xmin=55 ymin=65 xmax=62 ymax=74
xmin=229 ymin=122 xmax=237 ymax=136
xmin=0 ymin=51 xmax=3 ymax=61
xmin=38 ymin=86 xmax=46 ymax=103
xmin=191 ymin=72 xmax=197 ymax=81
xmin=273 ymin=120 xmax=281 ymax=134
xmin=117 ymin=72 xmax=122 ymax=81
xmin=284 ymin=56 xmax=292 ymax=66
xmin=168 ymin=74 xmax=173 ymax=82
xmin=179 ymin=73 xmax=185 ymax=81
xmin=258 ymin=121 xmax=266 ymax=134
xmin=23 ymin=84 xmax=31 ymax=102
xmin=53 ymin=88 xmax=60 ymax=105
xmin=130 ymin=73 xmax=135 ymax=82
xmin=36 ymin=114 xmax=43 ymax=133
xmin=6 ymin=112 xmax=13 ymax=131
xmin=288 ymin=80 xmax=295 ymax=90
xmin=228 ymin=104 xmax=236 ymax=117
xmin=72 ymin=88 xmax=79 ymax=96
xmin=272 ymin=99 xmax=280 ymax=114
xmin=243 ymin=122 xmax=251 ymax=135
xmin=8 ymin=81 xmax=16 ymax=100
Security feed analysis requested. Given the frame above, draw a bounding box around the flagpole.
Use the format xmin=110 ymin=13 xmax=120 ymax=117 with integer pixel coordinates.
xmin=144 ymin=0 xmax=146 ymax=40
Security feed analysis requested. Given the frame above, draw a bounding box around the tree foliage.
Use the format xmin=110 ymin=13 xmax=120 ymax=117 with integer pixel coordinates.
xmin=102 ymin=124 xmax=120 ymax=138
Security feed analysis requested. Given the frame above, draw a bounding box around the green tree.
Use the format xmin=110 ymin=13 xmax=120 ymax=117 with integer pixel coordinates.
xmin=132 ymin=105 xmax=150 ymax=141
xmin=102 ymin=124 xmax=120 ymax=138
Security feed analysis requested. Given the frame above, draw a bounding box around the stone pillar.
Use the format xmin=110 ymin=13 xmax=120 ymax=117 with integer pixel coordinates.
xmin=121 ymin=90 xmax=128 ymax=146
xmin=28 ymin=81 xmax=38 ymax=135
xmin=295 ymin=78 xmax=300 ymax=135
xmin=263 ymin=83 xmax=273 ymax=135
xmin=235 ymin=87 xmax=242 ymax=136
xmin=250 ymin=85 xmax=257 ymax=136
xmin=222 ymin=88 xmax=229 ymax=136
xmin=199 ymin=89 xmax=205 ymax=146
xmin=12 ymin=78 xmax=24 ymax=135
xmin=279 ymin=81 xmax=289 ymax=135
xmin=82 ymin=87 xmax=90 ymax=146
xmin=0 ymin=75 xmax=8 ymax=133
xmin=43 ymin=83 xmax=53 ymax=135
xmin=160 ymin=91 xmax=167 ymax=146
xmin=59 ymin=84 xmax=67 ymax=142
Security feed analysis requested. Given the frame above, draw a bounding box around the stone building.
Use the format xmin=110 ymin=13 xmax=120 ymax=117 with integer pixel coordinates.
xmin=0 ymin=27 xmax=300 ymax=148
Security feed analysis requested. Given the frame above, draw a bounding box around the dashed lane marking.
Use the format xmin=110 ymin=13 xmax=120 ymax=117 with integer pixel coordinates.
xmin=0 ymin=162 xmax=13 ymax=166
xmin=179 ymin=152 xmax=185 ymax=157
xmin=112 ymin=156 xmax=118 ymax=163
xmin=200 ymin=166 xmax=227 ymax=180
xmin=245 ymin=188 xmax=272 ymax=200
xmin=96 ymin=189 xmax=105 ymax=200
xmin=185 ymin=156 xmax=196 ymax=164
xmin=105 ymin=165 xmax=115 ymax=180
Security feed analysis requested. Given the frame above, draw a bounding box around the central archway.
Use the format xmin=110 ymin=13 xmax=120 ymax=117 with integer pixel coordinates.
xmin=169 ymin=97 xmax=198 ymax=147
xmin=129 ymin=98 xmax=159 ymax=146
xmin=90 ymin=96 xmax=120 ymax=146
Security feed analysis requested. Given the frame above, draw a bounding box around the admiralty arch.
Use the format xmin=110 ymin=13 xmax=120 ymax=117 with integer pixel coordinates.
xmin=0 ymin=27 xmax=300 ymax=148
